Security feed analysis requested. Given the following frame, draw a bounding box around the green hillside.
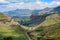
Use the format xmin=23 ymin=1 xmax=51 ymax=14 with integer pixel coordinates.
xmin=35 ymin=13 xmax=60 ymax=40
xmin=0 ymin=13 xmax=5 ymax=18
xmin=0 ymin=25 xmax=28 ymax=40
xmin=44 ymin=23 xmax=60 ymax=40
xmin=40 ymin=13 xmax=60 ymax=26
xmin=0 ymin=14 xmax=28 ymax=40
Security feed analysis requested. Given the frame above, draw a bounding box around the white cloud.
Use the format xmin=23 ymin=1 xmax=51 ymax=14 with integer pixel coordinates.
xmin=48 ymin=1 xmax=60 ymax=8
xmin=0 ymin=0 xmax=5 ymax=2
xmin=6 ymin=2 xmax=48 ymax=10
xmin=5 ymin=1 xmax=49 ymax=10
xmin=6 ymin=0 xmax=37 ymax=3
xmin=0 ymin=0 xmax=60 ymax=12
xmin=36 ymin=1 xmax=41 ymax=4
xmin=0 ymin=0 xmax=10 ymax=3
xmin=53 ymin=0 xmax=60 ymax=1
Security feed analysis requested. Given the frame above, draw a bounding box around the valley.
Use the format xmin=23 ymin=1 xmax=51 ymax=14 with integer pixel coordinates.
xmin=0 ymin=6 xmax=60 ymax=40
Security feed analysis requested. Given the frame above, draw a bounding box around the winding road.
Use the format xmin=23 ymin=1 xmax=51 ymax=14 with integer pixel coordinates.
xmin=20 ymin=24 xmax=41 ymax=32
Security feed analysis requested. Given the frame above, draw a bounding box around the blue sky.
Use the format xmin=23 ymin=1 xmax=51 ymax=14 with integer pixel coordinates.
xmin=0 ymin=0 xmax=60 ymax=12
xmin=6 ymin=0 xmax=53 ymax=3
xmin=40 ymin=0 xmax=53 ymax=3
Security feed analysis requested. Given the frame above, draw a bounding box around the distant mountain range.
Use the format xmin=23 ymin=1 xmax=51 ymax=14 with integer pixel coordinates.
xmin=37 ymin=6 xmax=60 ymax=15
xmin=3 ymin=6 xmax=60 ymax=23
xmin=53 ymin=6 xmax=60 ymax=12
xmin=5 ymin=9 xmax=46 ymax=16
xmin=6 ymin=9 xmax=32 ymax=16
xmin=29 ymin=6 xmax=60 ymax=25
xmin=4 ymin=6 xmax=60 ymax=17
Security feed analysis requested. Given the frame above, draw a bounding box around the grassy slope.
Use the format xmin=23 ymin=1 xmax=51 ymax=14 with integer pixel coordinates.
xmin=0 ymin=25 xmax=28 ymax=40
xmin=45 ymin=23 xmax=60 ymax=39
xmin=36 ymin=13 xmax=60 ymax=40
xmin=40 ymin=13 xmax=60 ymax=26
xmin=0 ymin=13 xmax=28 ymax=40
xmin=0 ymin=13 xmax=5 ymax=18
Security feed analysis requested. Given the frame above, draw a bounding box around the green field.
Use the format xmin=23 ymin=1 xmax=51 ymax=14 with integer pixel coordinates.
xmin=0 ymin=25 xmax=28 ymax=40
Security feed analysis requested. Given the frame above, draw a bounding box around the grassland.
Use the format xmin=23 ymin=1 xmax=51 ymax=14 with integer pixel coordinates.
xmin=40 ymin=13 xmax=60 ymax=26
xmin=0 ymin=25 xmax=28 ymax=40
xmin=19 ymin=13 xmax=60 ymax=40
xmin=0 ymin=13 xmax=5 ymax=18
xmin=35 ymin=13 xmax=60 ymax=40
xmin=0 ymin=13 xmax=28 ymax=40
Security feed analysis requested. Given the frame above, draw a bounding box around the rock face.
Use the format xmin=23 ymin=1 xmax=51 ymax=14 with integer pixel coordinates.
xmin=30 ymin=15 xmax=46 ymax=24
xmin=30 ymin=12 xmax=51 ymax=25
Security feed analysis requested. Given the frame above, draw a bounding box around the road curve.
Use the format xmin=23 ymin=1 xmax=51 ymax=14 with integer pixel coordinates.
xmin=19 ymin=24 xmax=41 ymax=32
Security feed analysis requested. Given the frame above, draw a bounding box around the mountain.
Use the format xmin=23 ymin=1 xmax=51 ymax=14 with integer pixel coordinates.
xmin=37 ymin=12 xmax=60 ymax=40
xmin=38 ymin=7 xmax=52 ymax=14
xmin=29 ymin=6 xmax=60 ymax=26
xmin=31 ymin=7 xmax=52 ymax=15
xmin=42 ymin=7 xmax=51 ymax=11
xmin=29 ymin=7 xmax=52 ymax=25
xmin=4 ymin=6 xmax=60 ymax=17
xmin=53 ymin=6 xmax=60 ymax=12
xmin=34 ymin=6 xmax=60 ymax=15
xmin=28 ymin=11 xmax=60 ymax=40
xmin=32 ymin=10 xmax=41 ymax=14
xmin=6 ymin=9 xmax=32 ymax=16
xmin=40 ymin=13 xmax=60 ymax=26
xmin=5 ymin=9 xmax=42 ymax=17
xmin=5 ymin=9 xmax=42 ymax=24
xmin=0 ymin=13 xmax=28 ymax=40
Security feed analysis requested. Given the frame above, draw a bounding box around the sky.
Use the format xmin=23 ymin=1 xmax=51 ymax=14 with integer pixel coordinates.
xmin=0 ymin=0 xmax=60 ymax=12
